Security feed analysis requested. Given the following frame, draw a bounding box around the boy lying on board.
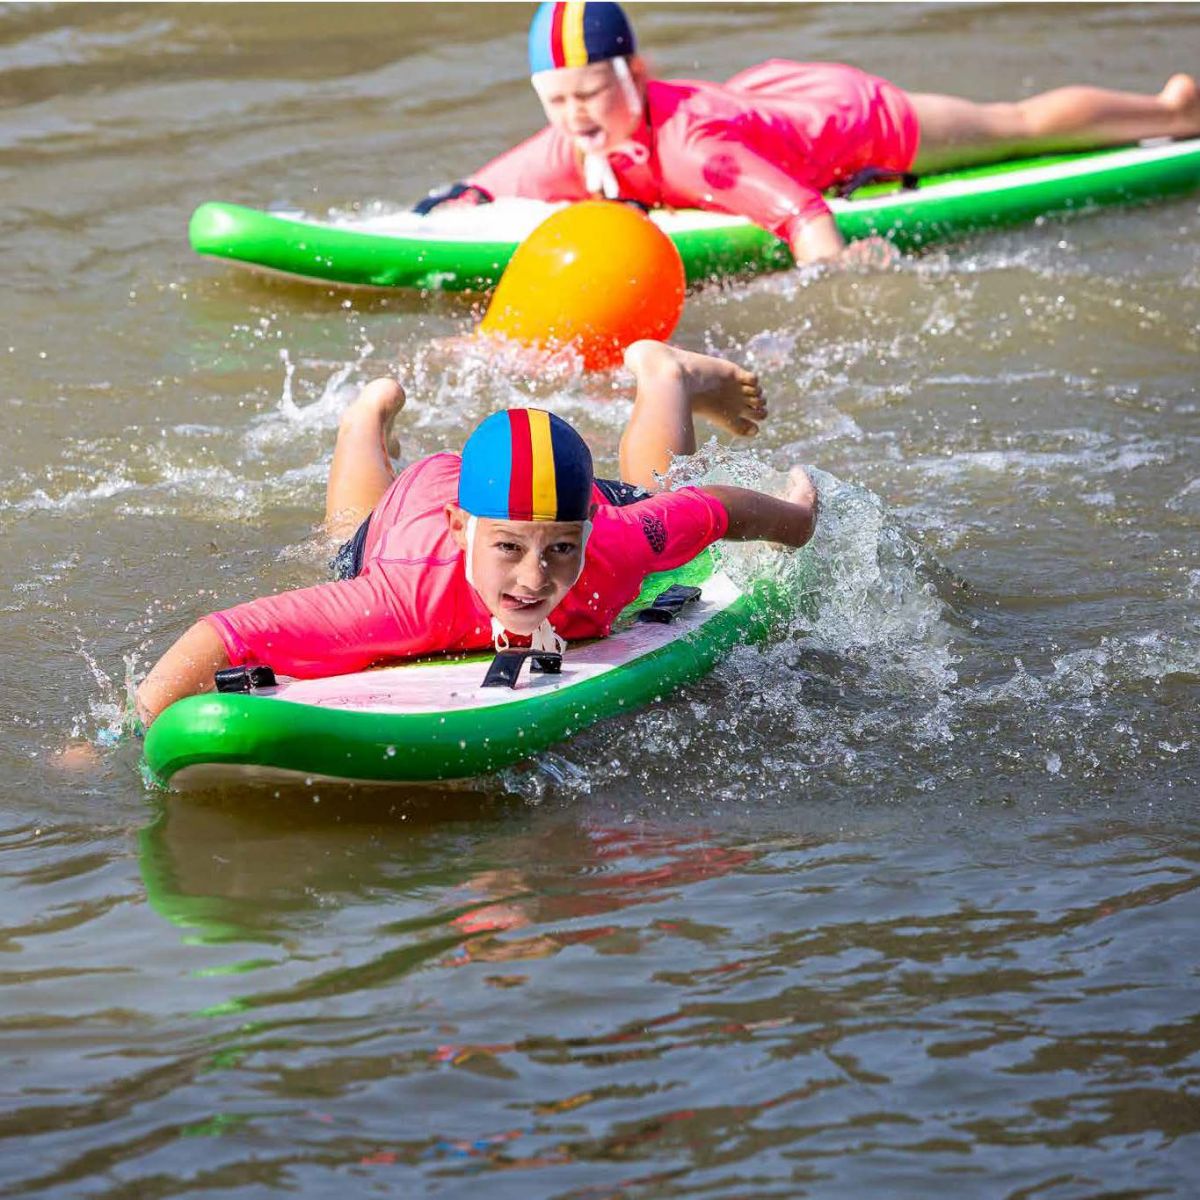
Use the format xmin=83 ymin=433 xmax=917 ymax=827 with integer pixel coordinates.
xmin=451 ymin=1 xmax=1200 ymax=266
xmin=136 ymin=341 xmax=816 ymax=726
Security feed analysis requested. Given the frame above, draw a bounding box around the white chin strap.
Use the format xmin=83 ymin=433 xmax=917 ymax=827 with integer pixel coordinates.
xmin=584 ymin=152 xmax=620 ymax=199
xmin=464 ymin=513 xmax=592 ymax=654
xmin=611 ymin=57 xmax=643 ymax=120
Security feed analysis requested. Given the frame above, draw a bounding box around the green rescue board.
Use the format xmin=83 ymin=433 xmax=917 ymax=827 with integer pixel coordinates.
xmin=143 ymin=551 xmax=800 ymax=791
xmin=188 ymin=138 xmax=1200 ymax=291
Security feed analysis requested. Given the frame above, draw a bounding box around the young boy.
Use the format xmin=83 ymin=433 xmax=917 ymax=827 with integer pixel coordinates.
xmin=135 ymin=341 xmax=816 ymax=727
xmin=457 ymin=1 xmax=1200 ymax=266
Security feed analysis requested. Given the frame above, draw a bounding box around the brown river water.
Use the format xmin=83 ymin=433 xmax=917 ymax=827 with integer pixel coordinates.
xmin=3 ymin=3 xmax=1200 ymax=1196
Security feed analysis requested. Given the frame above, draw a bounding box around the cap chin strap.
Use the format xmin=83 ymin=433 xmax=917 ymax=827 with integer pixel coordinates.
xmin=611 ymin=57 xmax=643 ymax=120
xmin=484 ymin=615 xmax=566 ymax=656
xmin=583 ymin=152 xmax=621 ymax=199
xmin=464 ymin=513 xmax=592 ymax=653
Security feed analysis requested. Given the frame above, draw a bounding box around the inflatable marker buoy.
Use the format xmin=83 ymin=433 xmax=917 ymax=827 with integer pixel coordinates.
xmin=479 ymin=200 xmax=686 ymax=370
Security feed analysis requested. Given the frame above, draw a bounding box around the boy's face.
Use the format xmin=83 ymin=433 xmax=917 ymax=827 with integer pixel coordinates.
xmin=533 ymin=60 xmax=643 ymax=154
xmin=446 ymin=506 xmax=589 ymax=636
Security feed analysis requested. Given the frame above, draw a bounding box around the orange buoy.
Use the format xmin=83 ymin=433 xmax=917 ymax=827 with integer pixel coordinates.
xmin=479 ymin=200 xmax=686 ymax=371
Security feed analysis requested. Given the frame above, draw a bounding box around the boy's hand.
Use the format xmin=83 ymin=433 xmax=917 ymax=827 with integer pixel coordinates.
xmin=839 ymin=235 xmax=899 ymax=270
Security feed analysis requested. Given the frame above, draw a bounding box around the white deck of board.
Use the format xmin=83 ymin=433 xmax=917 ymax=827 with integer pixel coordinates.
xmin=248 ymin=572 xmax=742 ymax=716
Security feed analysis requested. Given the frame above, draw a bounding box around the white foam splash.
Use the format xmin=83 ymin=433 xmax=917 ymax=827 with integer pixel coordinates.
xmin=499 ymin=454 xmax=962 ymax=804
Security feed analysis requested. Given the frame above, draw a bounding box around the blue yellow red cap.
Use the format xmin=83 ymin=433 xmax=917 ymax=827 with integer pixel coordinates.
xmin=528 ymin=1 xmax=636 ymax=75
xmin=459 ymin=409 xmax=594 ymax=522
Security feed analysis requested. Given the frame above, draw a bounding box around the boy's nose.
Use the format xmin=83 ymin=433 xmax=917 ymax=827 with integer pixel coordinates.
xmin=518 ymin=552 xmax=550 ymax=590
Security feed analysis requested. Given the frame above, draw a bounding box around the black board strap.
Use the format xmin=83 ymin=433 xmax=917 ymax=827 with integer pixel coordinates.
xmin=481 ymin=649 xmax=563 ymax=689
xmin=833 ymin=167 xmax=920 ymax=200
xmin=215 ymin=664 xmax=277 ymax=693
xmin=636 ymin=584 xmax=702 ymax=625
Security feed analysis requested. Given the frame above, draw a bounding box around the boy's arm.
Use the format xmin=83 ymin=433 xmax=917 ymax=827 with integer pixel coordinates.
xmin=700 ymin=481 xmax=816 ymax=549
xmin=662 ymin=129 xmax=896 ymax=269
xmin=790 ymin=212 xmax=847 ymax=263
xmin=468 ymin=127 xmax=583 ymax=201
xmin=136 ymin=571 xmax=425 ymax=728
xmin=136 ymin=620 xmax=231 ymax=728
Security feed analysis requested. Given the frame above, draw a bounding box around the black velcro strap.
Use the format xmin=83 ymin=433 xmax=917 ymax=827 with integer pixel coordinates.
xmin=481 ymin=649 xmax=563 ymax=689
xmin=833 ymin=167 xmax=920 ymax=200
xmin=636 ymin=584 xmax=702 ymax=625
xmin=215 ymin=664 xmax=277 ymax=694
xmin=412 ymin=182 xmax=495 ymax=216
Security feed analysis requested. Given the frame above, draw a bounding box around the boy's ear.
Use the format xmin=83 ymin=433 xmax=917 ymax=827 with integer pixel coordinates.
xmin=628 ymin=55 xmax=649 ymax=87
xmin=445 ymin=504 xmax=469 ymax=550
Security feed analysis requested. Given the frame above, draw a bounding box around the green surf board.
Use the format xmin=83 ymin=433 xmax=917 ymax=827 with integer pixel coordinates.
xmin=143 ymin=551 xmax=798 ymax=790
xmin=188 ymin=138 xmax=1200 ymax=291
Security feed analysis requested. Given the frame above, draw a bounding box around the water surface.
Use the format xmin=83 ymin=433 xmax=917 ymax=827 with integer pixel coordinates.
xmin=2 ymin=4 xmax=1200 ymax=1196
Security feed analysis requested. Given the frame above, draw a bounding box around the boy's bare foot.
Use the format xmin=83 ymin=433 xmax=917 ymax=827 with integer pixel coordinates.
xmin=342 ymin=377 xmax=406 ymax=460
xmin=624 ymin=340 xmax=766 ymax=437
xmin=326 ymin=378 xmax=406 ymax=538
xmin=1160 ymin=73 xmax=1200 ymax=132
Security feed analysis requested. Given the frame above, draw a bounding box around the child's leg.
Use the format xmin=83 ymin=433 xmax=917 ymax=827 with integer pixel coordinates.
xmin=325 ymin=378 xmax=405 ymax=539
xmin=909 ymin=73 xmax=1200 ymax=174
xmin=619 ymin=341 xmax=766 ymax=491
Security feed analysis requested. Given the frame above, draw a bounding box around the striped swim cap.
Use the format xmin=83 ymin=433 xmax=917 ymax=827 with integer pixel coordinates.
xmin=528 ymin=1 xmax=636 ymax=75
xmin=459 ymin=408 xmax=594 ymax=523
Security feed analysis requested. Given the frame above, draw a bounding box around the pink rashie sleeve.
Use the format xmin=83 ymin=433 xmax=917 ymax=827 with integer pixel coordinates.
xmin=468 ymin=127 xmax=588 ymax=202
xmin=593 ymin=486 xmax=730 ymax=577
xmin=203 ymin=571 xmax=433 ymax=680
xmin=658 ymin=125 xmax=832 ymax=242
xmin=554 ymin=485 xmax=729 ymax=641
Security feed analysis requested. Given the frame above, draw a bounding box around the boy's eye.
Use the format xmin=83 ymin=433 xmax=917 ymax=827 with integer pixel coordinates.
xmin=494 ymin=541 xmax=523 ymax=553
xmin=550 ymin=542 xmax=580 ymax=555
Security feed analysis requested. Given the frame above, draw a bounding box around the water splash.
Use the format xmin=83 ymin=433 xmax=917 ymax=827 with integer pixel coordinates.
xmin=245 ymin=346 xmax=376 ymax=454
xmin=502 ymin=455 xmax=961 ymax=805
xmin=71 ymin=641 xmax=142 ymax=747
